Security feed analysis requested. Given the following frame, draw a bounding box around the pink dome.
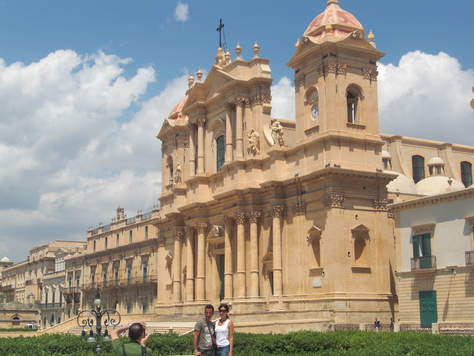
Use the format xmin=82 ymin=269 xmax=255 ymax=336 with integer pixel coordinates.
xmin=304 ymin=0 xmax=364 ymax=41
xmin=168 ymin=95 xmax=188 ymax=120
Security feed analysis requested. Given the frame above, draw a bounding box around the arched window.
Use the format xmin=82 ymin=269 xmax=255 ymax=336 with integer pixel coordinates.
xmin=346 ymin=87 xmax=361 ymax=123
xmin=167 ymin=156 xmax=174 ymax=183
xmin=216 ymin=135 xmax=225 ymax=172
xmin=412 ymin=155 xmax=425 ymax=183
xmin=461 ymin=161 xmax=472 ymax=187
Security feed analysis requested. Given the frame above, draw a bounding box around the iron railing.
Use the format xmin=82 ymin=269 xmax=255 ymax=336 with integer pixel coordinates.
xmin=81 ymin=275 xmax=157 ymax=291
xmin=411 ymin=256 xmax=436 ymax=270
xmin=38 ymin=302 xmax=63 ymax=309
xmin=465 ymin=251 xmax=474 ymax=265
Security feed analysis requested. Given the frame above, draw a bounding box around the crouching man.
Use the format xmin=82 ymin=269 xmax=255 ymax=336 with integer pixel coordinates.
xmin=111 ymin=322 xmax=152 ymax=356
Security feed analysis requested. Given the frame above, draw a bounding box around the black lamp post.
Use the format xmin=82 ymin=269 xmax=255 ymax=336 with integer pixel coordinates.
xmin=77 ymin=289 xmax=121 ymax=353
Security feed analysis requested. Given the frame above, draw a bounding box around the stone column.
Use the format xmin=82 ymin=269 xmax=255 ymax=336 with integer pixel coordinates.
xmin=185 ymin=226 xmax=195 ymax=302
xmin=225 ymin=104 xmax=234 ymax=164
xmin=249 ymin=211 xmax=261 ymax=297
xmin=223 ymin=216 xmax=234 ymax=300
xmin=271 ymin=205 xmax=285 ymax=296
xmin=244 ymin=98 xmax=252 ymax=154
xmin=189 ymin=124 xmax=196 ymax=178
xmin=172 ymin=231 xmax=183 ymax=303
xmin=235 ymin=99 xmax=244 ymax=159
xmin=196 ymin=222 xmax=208 ymax=301
xmin=235 ymin=212 xmax=246 ymax=298
xmin=197 ymin=119 xmax=206 ymax=174
xmin=157 ymin=237 xmax=167 ymax=304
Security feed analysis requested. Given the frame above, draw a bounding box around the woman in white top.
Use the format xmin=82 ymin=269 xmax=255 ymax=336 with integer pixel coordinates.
xmin=214 ymin=304 xmax=234 ymax=356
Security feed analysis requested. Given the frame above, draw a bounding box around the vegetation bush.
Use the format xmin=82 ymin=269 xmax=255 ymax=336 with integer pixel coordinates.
xmin=0 ymin=330 xmax=473 ymax=355
xmin=0 ymin=327 xmax=37 ymax=332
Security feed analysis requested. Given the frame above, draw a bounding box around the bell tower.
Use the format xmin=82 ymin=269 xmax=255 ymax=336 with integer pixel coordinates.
xmin=287 ymin=0 xmax=385 ymax=171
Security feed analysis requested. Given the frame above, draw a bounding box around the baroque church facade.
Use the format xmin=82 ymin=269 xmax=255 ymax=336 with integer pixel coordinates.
xmin=2 ymin=0 xmax=474 ymax=332
xmin=155 ymin=0 xmax=397 ymax=330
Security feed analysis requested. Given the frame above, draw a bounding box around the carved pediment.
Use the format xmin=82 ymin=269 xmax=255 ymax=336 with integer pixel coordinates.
xmin=307 ymin=225 xmax=323 ymax=244
xmin=351 ymin=224 xmax=370 ymax=240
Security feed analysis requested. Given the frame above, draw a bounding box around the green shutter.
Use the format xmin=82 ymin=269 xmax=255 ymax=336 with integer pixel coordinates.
xmin=422 ymin=233 xmax=431 ymax=256
xmin=413 ymin=235 xmax=420 ymax=257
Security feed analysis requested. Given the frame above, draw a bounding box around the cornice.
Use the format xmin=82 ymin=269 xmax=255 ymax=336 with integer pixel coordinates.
xmin=389 ymin=187 xmax=474 ymax=211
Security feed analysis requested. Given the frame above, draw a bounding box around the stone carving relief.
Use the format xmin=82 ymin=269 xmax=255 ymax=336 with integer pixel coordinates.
xmin=322 ymin=194 xmax=345 ymax=208
xmin=174 ymin=163 xmax=182 ymax=185
xmin=247 ymin=129 xmax=260 ymax=155
xmin=270 ymin=119 xmax=285 ymax=147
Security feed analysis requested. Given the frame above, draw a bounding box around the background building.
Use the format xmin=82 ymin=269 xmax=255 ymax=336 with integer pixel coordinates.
xmin=390 ymin=187 xmax=474 ymax=326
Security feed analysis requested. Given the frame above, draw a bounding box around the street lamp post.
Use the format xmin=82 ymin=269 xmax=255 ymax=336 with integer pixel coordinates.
xmin=77 ymin=289 xmax=121 ymax=353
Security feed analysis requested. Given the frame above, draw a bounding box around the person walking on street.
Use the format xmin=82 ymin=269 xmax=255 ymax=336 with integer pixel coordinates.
xmin=374 ymin=318 xmax=381 ymax=332
xmin=194 ymin=305 xmax=216 ymax=356
xmin=215 ymin=304 xmax=234 ymax=356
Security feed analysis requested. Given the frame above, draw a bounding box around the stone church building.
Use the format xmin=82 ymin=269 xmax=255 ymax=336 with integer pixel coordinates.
xmin=4 ymin=0 xmax=473 ymax=332
xmin=155 ymin=0 xmax=398 ymax=331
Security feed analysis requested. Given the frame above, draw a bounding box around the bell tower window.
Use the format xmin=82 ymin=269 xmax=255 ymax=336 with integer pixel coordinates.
xmin=167 ymin=156 xmax=174 ymax=184
xmin=346 ymin=89 xmax=360 ymax=123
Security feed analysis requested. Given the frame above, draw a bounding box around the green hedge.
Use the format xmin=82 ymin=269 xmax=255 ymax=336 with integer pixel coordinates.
xmin=0 ymin=327 xmax=38 ymax=332
xmin=0 ymin=330 xmax=473 ymax=355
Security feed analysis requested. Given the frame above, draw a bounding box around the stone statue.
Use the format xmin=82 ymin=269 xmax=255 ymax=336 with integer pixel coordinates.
xmin=270 ymin=119 xmax=285 ymax=147
xmin=247 ymin=129 xmax=260 ymax=155
xmin=213 ymin=225 xmax=220 ymax=238
xmin=174 ymin=163 xmax=182 ymax=184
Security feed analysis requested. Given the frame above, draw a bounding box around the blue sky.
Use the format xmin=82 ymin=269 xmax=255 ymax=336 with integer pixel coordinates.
xmin=0 ymin=0 xmax=473 ymax=263
xmin=2 ymin=0 xmax=473 ymax=97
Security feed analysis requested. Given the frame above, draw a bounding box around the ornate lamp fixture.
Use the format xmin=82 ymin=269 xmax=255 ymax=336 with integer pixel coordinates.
xmin=77 ymin=289 xmax=121 ymax=353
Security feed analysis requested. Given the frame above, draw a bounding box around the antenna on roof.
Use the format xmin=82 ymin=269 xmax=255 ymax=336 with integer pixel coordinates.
xmin=216 ymin=19 xmax=227 ymax=52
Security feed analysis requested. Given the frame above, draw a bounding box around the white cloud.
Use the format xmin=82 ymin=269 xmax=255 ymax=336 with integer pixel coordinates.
xmin=378 ymin=51 xmax=474 ymax=145
xmin=174 ymin=2 xmax=189 ymax=22
xmin=271 ymin=76 xmax=295 ymax=121
xmin=1 ymin=49 xmax=472 ymax=264
xmin=0 ymin=50 xmax=190 ymax=263
xmin=268 ymin=51 xmax=474 ymax=147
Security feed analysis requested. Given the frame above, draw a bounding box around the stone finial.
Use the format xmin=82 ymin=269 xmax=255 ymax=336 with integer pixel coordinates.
xmin=325 ymin=24 xmax=333 ymax=33
xmin=447 ymin=177 xmax=455 ymax=192
xmin=253 ymin=41 xmax=260 ymax=58
xmin=196 ymin=68 xmax=203 ymax=82
xmin=215 ymin=47 xmax=225 ymax=66
xmin=225 ymin=49 xmax=231 ymax=65
xmin=235 ymin=43 xmax=242 ymax=59
xmin=295 ymin=38 xmax=301 ymax=48
xmin=188 ymin=73 xmax=194 ymax=89
xmin=368 ymin=30 xmax=376 ymax=48
xmin=327 ymin=0 xmax=339 ymax=5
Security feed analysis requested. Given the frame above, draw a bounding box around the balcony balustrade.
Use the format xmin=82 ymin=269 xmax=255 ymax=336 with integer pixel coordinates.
xmin=411 ymin=256 xmax=436 ymax=270
xmin=81 ymin=275 xmax=157 ymax=291
xmin=38 ymin=302 xmax=63 ymax=309
xmin=465 ymin=251 xmax=474 ymax=265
